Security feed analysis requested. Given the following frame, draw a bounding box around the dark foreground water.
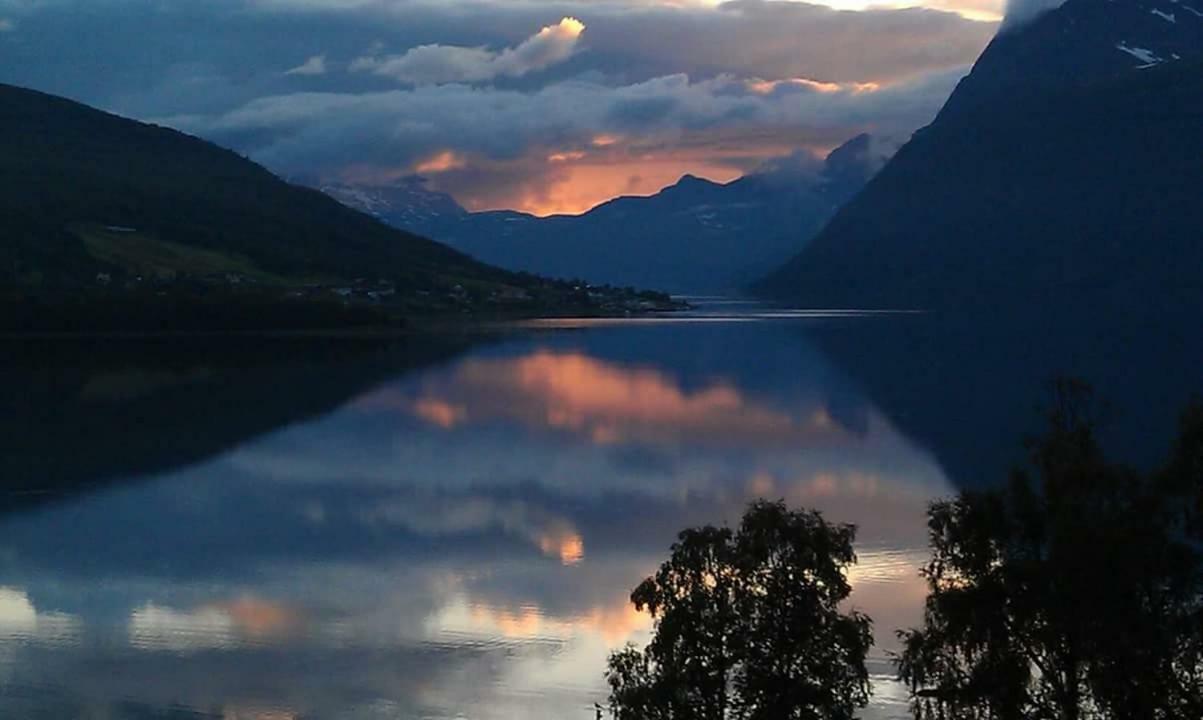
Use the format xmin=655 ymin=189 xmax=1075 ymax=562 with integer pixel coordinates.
xmin=2 ymin=302 xmax=1199 ymax=719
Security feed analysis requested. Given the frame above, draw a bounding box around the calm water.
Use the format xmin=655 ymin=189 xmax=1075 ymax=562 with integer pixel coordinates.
xmin=2 ymin=302 xmax=1198 ymax=719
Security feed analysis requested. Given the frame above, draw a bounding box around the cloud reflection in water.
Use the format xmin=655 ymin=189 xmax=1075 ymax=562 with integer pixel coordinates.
xmin=0 ymin=322 xmax=953 ymax=719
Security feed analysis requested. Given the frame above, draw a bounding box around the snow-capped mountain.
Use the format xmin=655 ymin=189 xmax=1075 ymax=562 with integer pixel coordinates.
xmin=757 ymin=0 xmax=1203 ymax=313
xmin=944 ymin=0 xmax=1203 ymax=114
xmin=320 ymin=176 xmax=468 ymax=229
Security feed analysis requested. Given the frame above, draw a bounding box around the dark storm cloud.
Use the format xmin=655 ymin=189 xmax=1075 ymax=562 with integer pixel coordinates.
xmin=0 ymin=0 xmax=998 ymax=208
xmin=607 ymin=96 xmax=681 ymax=127
xmin=0 ymin=0 xmax=994 ymax=113
xmin=164 ymin=69 xmax=965 ymax=177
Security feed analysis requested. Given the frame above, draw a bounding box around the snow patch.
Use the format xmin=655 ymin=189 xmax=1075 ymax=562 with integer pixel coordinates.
xmin=1115 ymin=42 xmax=1163 ymax=65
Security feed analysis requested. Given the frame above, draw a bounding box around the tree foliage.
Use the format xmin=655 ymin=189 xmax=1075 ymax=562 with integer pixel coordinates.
xmin=898 ymin=379 xmax=1203 ymax=720
xmin=606 ymin=500 xmax=872 ymax=720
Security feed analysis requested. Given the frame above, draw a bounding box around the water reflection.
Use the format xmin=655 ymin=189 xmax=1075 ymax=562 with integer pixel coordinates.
xmin=807 ymin=309 xmax=1203 ymax=488
xmin=0 ymin=317 xmax=950 ymax=719
xmin=0 ymin=336 xmax=474 ymax=512
xmin=390 ymin=350 xmax=850 ymax=448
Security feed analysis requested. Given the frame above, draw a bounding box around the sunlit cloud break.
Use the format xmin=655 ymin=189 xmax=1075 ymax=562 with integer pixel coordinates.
xmin=414 ymin=150 xmax=466 ymax=174
xmin=745 ymin=77 xmax=882 ymax=95
xmin=351 ymin=17 xmax=586 ymax=85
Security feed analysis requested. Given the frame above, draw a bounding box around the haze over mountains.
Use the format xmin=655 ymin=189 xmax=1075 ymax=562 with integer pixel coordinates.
xmin=756 ymin=0 xmax=1203 ymax=312
xmin=321 ymin=134 xmax=887 ymax=293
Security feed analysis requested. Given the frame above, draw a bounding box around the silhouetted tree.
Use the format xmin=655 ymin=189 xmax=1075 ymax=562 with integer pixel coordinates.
xmin=606 ymin=500 xmax=872 ymax=720
xmin=898 ymin=380 xmax=1203 ymax=720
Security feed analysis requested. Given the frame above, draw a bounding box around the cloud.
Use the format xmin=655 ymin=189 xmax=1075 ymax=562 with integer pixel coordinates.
xmin=351 ymin=16 xmax=586 ymax=85
xmin=579 ymin=0 xmax=996 ymax=85
xmin=369 ymin=350 xmax=852 ymax=449
xmin=128 ymin=597 xmax=299 ymax=652
xmin=165 ymin=67 xmax=964 ymax=212
xmin=0 ymin=18 xmax=13 ymax=32
xmin=0 ymin=0 xmax=995 ymax=211
xmin=285 ymin=54 xmax=327 ymax=76
xmin=0 ymin=587 xmax=82 ymax=645
xmin=413 ymin=149 xmax=466 ymax=174
xmin=355 ymin=494 xmax=587 ymax=565
xmin=1001 ymin=0 xmax=1065 ymax=28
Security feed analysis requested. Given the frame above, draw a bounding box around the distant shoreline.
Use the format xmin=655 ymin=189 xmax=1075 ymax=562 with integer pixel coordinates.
xmin=0 ymin=303 xmax=692 ymax=341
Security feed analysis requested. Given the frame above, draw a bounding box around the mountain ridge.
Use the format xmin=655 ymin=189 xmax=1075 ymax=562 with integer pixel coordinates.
xmin=755 ymin=0 xmax=1203 ymax=312
xmin=321 ymin=134 xmax=884 ymax=293
xmin=0 ymin=82 xmax=680 ymax=329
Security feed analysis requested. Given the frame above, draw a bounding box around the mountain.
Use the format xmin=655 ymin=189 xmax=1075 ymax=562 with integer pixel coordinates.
xmin=321 ymin=135 xmax=884 ymax=293
xmin=322 ymin=177 xmax=469 ymax=230
xmin=806 ymin=308 xmax=1203 ymax=492
xmin=756 ymin=0 xmax=1203 ymax=313
xmin=1 ymin=335 xmax=475 ymax=513
xmin=0 ymin=83 xmax=674 ymax=329
xmin=0 ymin=84 xmax=509 ymax=291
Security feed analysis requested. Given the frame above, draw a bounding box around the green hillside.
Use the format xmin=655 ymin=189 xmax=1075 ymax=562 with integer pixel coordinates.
xmin=0 ymin=84 xmax=493 ymax=285
xmin=0 ymin=83 xmax=677 ymax=330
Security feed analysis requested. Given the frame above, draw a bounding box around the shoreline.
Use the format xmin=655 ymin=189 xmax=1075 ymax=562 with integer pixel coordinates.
xmin=0 ymin=305 xmax=692 ymax=342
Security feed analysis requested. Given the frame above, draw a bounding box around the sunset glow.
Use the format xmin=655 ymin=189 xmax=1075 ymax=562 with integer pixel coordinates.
xmin=745 ymin=77 xmax=883 ymax=95
xmin=397 ymin=350 xmax=853 ymax=447
xmin=414 ymin=151 xmax=466 ymax=175
xmin=456 ymin=600 xmax=651 ymax=646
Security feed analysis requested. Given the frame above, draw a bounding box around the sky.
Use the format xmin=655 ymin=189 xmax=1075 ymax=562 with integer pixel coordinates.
xmin=0 ymin=0 xmax=1001 ymax=215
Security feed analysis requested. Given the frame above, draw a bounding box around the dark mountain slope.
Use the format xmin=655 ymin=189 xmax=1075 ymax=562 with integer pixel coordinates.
xmin=0 ymin=336 xmax=475 ymax=513
xmin=324 ymin=135 xmax=882 ymax=293
xmin=947 ymin=0 xmax=1203 ymax=114
xmin=1 ymin=83 xmax=515 ymax=294
xmin=803 ymin=305 xmax=1203 ymax=496
xmin=757 ymin=0 xmax=1203 ymax=312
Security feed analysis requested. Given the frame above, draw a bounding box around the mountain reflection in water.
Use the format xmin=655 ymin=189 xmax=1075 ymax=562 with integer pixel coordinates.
xmin=3 ymin=311 xmax=1097 ymax=720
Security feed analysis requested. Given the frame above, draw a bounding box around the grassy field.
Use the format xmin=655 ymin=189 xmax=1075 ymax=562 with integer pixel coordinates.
xmin=73 ymin=223 xmax=290 ymax=284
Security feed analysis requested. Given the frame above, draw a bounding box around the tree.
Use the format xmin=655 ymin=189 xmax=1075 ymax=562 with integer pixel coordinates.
xmin=898 ymin=380 xmax=1203 ymax=720
xmin=606 ymin=500 xmax=872 ymax=720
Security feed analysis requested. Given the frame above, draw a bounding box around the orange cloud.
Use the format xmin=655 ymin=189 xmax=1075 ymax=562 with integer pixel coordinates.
xmin=414 ymin=150 xmax=465 ymax=174
xmin=208 ymin=597 xmax=299 ymax=640
xmin=515 ymin=157 xmax=743 ymax=216
xmin=543 ymin=16 xmax=585 ymax=40
xmin=129 ymin=596 xmax=299 ymax=652
xmin=538 ymin=527 xmax=585 ymax=565
xmin=470 ymin=605 xmax=545 ymax=638
xmin=401 ymin=351 xmax=850 ymax=449
xmin=547 ymin=150 xmax=587 ymax=163
xmin=411 ymin=399 xmax=466 ymax=429
xmin=746 ymin=470 xmax=886 ymax=505
xmin=431 ymin=130 xmax=834 ymax=216
xmin=462 ymin=600 xmax=650 ymax=646
xmin=745 ymin=77 xmax=882 ymax=95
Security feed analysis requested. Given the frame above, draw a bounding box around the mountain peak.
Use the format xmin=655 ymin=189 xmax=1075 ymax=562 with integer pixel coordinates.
xmin=673 ymin=173 xmax=714 ymax=188
xmin=944 ymin=0 xmax=1203 ymax=116
xmin=320 ymin=176 xmax=468 ymax=226
xmin=754 ymin=1 xmax=1203 ymax=311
